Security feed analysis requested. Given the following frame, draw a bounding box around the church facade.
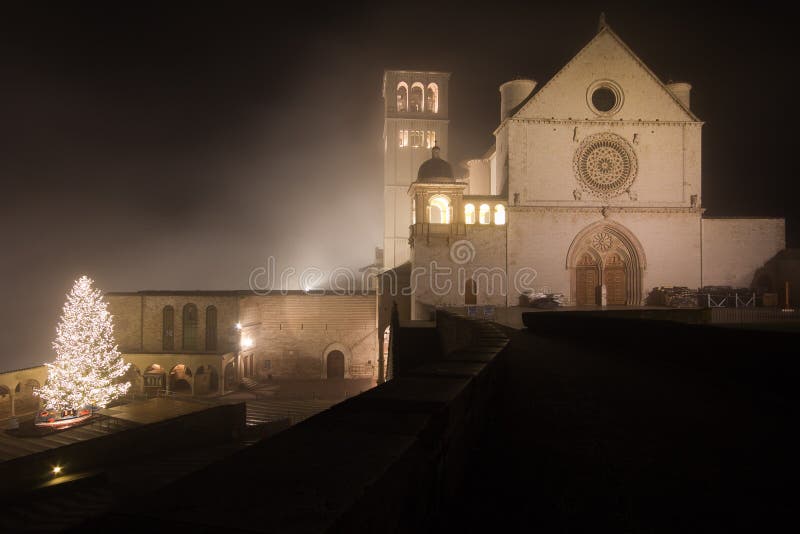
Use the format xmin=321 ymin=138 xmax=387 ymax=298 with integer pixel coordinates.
xmin=391 ymin=24 xmax=785 ymax=317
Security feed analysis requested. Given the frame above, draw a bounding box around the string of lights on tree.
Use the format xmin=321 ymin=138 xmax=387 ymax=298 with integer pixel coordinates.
xmin=37 ymin=276 xmax=131 ymax=412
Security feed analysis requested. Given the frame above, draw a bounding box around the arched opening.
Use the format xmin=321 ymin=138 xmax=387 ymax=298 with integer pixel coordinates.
xmin=205 ymin=305 xmax=218 ymax=352
xmin=162 ymin=306 xmax=174 ymax=351
xmin=464 ymin=203 xmax=476 ymax=225
xmin=426 ymin=83 xmax=439 ymax=113
xmin=326 ymin=351 xmax=345 ymax=379
xmin=465 ymin=278 xmax=477 ymax=306
xmin=169 ymin=364 xmax=192 ymax=394
xmin=182 ymin=303 xmax=199 ymax=351
xmin=410 ymin=82 xmax=424 ymax=112
xmin=396 ymin=82 xmax=408 ymax=112
xmin=429 ymin=195 xmax=451 ymax=224
xmin=144 ymin=363 xmax=166 ymax=396
xmin=479 ymin=204 xmax=491 ymax=225
xmin=412 ymin=198 xmax=417 ymax=224
xmin=494 ymin=204 xmax=506 ymax=225
xmin=567 ymin=221 xmax=646 ymax=306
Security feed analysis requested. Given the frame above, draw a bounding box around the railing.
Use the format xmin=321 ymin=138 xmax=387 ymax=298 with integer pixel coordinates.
xmin=711 ymin=308 xmax=800 ymax=324
xmin=704 ymin=292 xmax=756 ymax=308
xmin=348 ymin=364 xmax=375 ymax=378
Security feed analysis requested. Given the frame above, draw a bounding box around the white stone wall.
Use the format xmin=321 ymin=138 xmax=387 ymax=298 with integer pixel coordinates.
xmin=702 ymin=218 xmax=786 ymax=288
xmin=411 ymin=225 xmax=508 ymax=312
xmin=514 ymin=30 xmax=695 ymax=123
xmin=507 ymin=120 xmax=701 ymax=208
xmin=507 ymin=209 xmax=703 ymax=304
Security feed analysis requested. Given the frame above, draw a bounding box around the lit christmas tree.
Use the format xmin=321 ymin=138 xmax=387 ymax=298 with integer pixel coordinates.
xmin=38 ymin=276 xmax=130 ymax=412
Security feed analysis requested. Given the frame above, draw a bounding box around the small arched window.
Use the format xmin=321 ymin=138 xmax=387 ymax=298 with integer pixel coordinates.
xmin=205 ymin=305 xmax=218 ymax=352
xmin=182 ymin=303 xmax=198 ymax=351
xmin=426 ymin=83 xmax=439 ymax=113
xmin=162 ymin=306 xmax=174 ymax=351
xmin=494 ymin=204 xmax=506 ymax=225
xmin=412 ymin=198 xmax=417 ymax=224
xmin=479 ymin=204 xmax=491 ymax=225
xmin=410 ymin=83 xmax=424 ymax=112
xmin=396 ymin=82 xmax=408 ymax=112
xmin=429 ymin=195 xmax=451 ymax=224
xmin=464 ymin=204 xmax=476 ymax=224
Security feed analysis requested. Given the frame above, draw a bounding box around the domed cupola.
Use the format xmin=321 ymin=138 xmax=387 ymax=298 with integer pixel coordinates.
xmin=416 ymin=146 xmax=454 ymax=182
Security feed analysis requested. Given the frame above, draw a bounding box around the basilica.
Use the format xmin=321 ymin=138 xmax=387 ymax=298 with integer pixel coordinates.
xmin=4 ymin=21 xmax=785 ymax=403
xmin=383 ymin=21 xmax=785 ymax=320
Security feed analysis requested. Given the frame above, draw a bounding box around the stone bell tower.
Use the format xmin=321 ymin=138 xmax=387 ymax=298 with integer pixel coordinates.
xmin=382 ymin=69 xmax=450 ymax=269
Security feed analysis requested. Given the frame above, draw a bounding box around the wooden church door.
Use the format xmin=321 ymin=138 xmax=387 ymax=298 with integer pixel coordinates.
xmin=603 ymin=254 xmax=627 ymax=305
xmin=575 ymin=254 xmax=599 ymax=306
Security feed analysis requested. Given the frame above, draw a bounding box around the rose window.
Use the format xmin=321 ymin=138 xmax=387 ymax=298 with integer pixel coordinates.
xmin=574 ymin=133 xmax=637 ymax=199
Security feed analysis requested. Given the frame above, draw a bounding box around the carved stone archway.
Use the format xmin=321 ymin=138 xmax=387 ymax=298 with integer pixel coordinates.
xmin=566 ymin=220 xmax=646 ymax=306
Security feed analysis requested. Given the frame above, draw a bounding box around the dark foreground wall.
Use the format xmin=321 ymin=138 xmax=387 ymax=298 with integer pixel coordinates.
xmin=523 ymin=311 xmax=800 ymax=394
xmin=81 ymin=312 xmax=509 ymax=533
xmin=0 ymin=402 xmax=245 ymax=498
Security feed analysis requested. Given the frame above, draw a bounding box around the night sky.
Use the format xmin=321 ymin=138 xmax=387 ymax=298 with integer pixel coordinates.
xmin=1 ymin=3 xmax=796 ymax=370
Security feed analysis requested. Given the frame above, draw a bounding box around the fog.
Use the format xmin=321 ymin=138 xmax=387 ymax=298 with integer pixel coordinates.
xmin=0 ymin=3 xmax=796 ymax=370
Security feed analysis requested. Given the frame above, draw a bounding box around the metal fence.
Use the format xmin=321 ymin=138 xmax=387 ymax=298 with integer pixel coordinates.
xmin=711 ymin=308 xmax=800 ymax=324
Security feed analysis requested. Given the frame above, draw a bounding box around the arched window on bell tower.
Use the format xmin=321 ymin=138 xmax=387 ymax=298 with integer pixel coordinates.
xmin=396 ymin=82 xmax=408 ymax=112
xmin=410 ymin=83 xmax=424 ymax=112
xmin=426 ymin=83 xmax=439 ymax=113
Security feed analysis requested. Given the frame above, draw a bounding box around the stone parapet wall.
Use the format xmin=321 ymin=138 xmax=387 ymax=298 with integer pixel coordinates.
xmin=85 ymin=311 xmax=509 ymax=532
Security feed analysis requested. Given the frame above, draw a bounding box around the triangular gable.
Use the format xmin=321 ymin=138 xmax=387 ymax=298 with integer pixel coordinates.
xmin=514 ymin=26 xmax=700 ymax=122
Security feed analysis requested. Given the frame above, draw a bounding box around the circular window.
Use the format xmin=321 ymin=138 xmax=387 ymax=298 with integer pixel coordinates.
xmin=586 ymin=80 xmax=623 ymax=115
xmin=573 ymin=132 xmax=637 ymax=199
xmin=591 ymin=87 xmax=616 ymax=112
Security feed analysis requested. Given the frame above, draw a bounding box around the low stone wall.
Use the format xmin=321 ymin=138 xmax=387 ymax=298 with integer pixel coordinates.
xmin=0 ymin=402 xmax=245 ymax=498
xmin=83 ymin=311 xmax=509 ymax=532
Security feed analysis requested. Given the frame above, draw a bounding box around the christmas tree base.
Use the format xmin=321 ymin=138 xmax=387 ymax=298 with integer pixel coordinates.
xmin=34 ymin=407 xmax=93 ymax=430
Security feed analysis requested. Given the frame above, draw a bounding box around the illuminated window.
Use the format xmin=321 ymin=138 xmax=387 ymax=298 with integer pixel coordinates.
xmin=398 ymin=129 xmax=409 ymax=147
xmin=479 ymin=204 xmax=491 ymax=225
xmin=412 ymin=198 xmax=416 ymax=224
xmin=410 ymin=130 xmax=424 ymax=147
xmin=410 ymin=83 xmax=424 ymax=112
xmin=426 ymin=130 xmax=436 ymax=149
xmin=464 ymin=203 xmax=476 ymax=224
xmin=429 ymin=195 xmax=451 ymax=224
xmin=426 ymin=83 xmax=439 ymax=113
xmin=494 ymin=204 xmax=506 ymax=225
xmin=396 ymin=82 xmax=408 ymax=112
